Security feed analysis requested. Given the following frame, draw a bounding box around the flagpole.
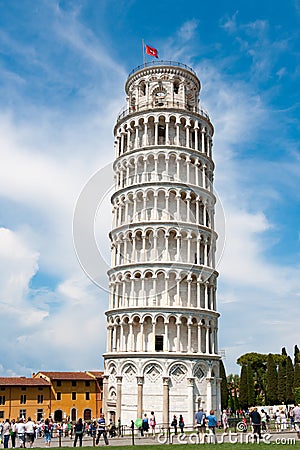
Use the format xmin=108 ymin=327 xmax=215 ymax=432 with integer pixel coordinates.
xmin=142 ymin=38 xmax=146 ymax=66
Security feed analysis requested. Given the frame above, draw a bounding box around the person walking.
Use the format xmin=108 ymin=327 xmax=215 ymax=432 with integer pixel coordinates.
xmin=179 ymin=415 xmax=184 ymax=434
xmin=2 ymin=419 xmax=11 ymax=449
xmin=96 ymin=414 xmax=109 ymax=446
xmin=195 ymin=408 xmax=206 ymax=443
xmin=73 ymin=418 xmax=84 ymax=447
xmin=222 ymin=410 xmax=229 ymax=432
xmin=43 ymin=418 xmax=52 ymax=447
xmin=206 ymin=409 xmax=217 ymax=444
xmin=16 ymin=418 xmax=26 ymax=448
xmin=249 ymin=407 xmax=262 ymax=440
xmin=171 ymin=415 xmax=177 ymax=435
xmin=150 ymin=412 xmax=156 ymax=437
xmin=11 ymin=419 xmax=17 ymax=449
xmin=25 ymin=417 xmax=35 ymax=448
xmin=142 ymin=414 xmax=149 ymax=436
xmin=293 ymin=404 xmax=300 ymax=440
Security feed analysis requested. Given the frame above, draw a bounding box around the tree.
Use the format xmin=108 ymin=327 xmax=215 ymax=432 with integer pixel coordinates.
xmin=266 ymin=353 xmax=278 ymax=404
xmin=281 ymin=347 xmax=287 ymax=356
xmin=294 ymin=363 xmax=300 ymax=390
xmin=286 ymin=356 xmax=294 ymax=404
xmin=277 ymin=359 xmax=286 ymax=404
xmin=294 ymin=345 xmax=300 ymax=365
xmin=239 ymin=365 xmax=248 ymax=409
xmin=295 ymin=387 xmax=300 ymax=404
xmin=220 ymin=360 xmax=228 ymax=410
xmin=247 ymin=363 xmax=255 ymax=407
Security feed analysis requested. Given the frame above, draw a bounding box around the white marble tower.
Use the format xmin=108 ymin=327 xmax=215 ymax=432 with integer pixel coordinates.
xmin=103 ymin=60 xmax=221 ymax=427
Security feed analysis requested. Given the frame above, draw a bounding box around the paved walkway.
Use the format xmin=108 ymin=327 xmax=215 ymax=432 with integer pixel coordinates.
xmin=7 ymin=429 xmax=300 ymax=448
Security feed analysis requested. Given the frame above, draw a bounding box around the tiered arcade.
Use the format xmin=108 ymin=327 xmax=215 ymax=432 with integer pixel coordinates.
xmin=103 ymin=61 xmax=221 ymax=427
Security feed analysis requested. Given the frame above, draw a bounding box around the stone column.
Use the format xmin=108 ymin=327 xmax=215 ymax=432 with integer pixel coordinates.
xmin=176 ymin=122 xmax=180 ymax=146
xmin=102 ymin=375 xmax=109 ymax=419
xmin=198 ymin=323 xmax=202 ymax=353
xmin=216 ymin=378 xmax=222 ymax=417
xmin=206 ymin=377 xmax=213 ymax=413
xmin=162 ymin=377 xmax=170 ymax=428
xmin=137 ymin=377 xmax=144 ymax=418
xmin=116 ymin=376 xmax=123 ymax=422
xmin=143 ymin=122 xmax=148 ymax=146
xmin=201 ymin=127 xmax=205 ymax=152
xmin=154 ymin=122 xmax=158 ymax=145
xmin=165 ymin=120 xmax=170 ymax=145
xmin=187 ymin=377 xmax=195 ymax=425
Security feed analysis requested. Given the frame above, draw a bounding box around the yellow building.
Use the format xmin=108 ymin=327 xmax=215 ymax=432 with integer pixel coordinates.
xmin=0 ymin=377 xmax=51 ymax=421
xmin=33 ymin=371 xmax=103 ymax=421
xmin=0 ymin=371 xmax=103 ymax=422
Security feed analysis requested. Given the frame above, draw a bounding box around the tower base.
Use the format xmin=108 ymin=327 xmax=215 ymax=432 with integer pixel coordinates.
xmin=102 ymin=354 xmax=221 ymax=427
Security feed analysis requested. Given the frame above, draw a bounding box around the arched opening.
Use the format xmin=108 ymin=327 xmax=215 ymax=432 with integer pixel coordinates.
xmin=54 ymin=409 xmax=63 ymax=422
xmin=71 ymin=408 xmax=77 ymax=422
xmin=84 ymin=409 xmax=92 ymax=421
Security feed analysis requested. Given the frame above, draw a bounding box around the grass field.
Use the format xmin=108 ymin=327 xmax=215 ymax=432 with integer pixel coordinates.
xmin=29 ymin=445 xmax=300 ymax=450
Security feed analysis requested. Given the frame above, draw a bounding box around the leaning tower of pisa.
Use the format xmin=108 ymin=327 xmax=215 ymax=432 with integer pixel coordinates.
xmin=103 ymin=61 xmax=221 ymax=427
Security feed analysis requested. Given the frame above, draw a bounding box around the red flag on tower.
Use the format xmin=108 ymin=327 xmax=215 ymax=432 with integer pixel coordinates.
xmin=145 ymin=44 xmax=158 ymax=58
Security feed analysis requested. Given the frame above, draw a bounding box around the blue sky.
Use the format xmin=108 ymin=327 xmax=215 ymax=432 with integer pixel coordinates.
xmin=0 ymin=0 xmax=299 ymax=377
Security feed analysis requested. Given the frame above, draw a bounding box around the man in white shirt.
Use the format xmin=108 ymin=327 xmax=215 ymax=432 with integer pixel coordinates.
xmin=293 ymin=404 xmax=300 ymax=440
xmin=16 ymin=419 xmax=26 ymax=448
xmin=25 ymin=417 xmax=36 ymax=448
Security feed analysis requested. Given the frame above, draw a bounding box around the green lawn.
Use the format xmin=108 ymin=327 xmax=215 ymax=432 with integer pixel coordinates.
xmin=30 ymin=442 xmax=300 ymax=450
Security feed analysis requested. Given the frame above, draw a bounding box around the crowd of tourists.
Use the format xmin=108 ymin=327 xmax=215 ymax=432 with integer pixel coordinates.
xmin=0 ymin=414 xmax=111 ymax=448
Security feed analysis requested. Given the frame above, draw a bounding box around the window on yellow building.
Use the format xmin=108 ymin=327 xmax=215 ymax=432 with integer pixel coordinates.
xmin=21 ymin=387 xmax=26 ymax=391
xmin=85 ymin=392 xmax=90 ymax=400
xmin=57 ymin=392 xmax=61 ymax=400
xmin=0 ymin=396 xmax=5 ymax=405
xmin=57 ymin=381 xmax=62 ymax=387
xmin=37 ymin=395 xmax=44 ymax=404
xmin=19 ymin=409 xmax=26 ymax=419
xmin=38 ymin=387 xmax=43 ymax=391
xmin=20 ymin=395 xmax=26 ymax=404
xmin=85 ymin=381 xmax=90 ymax=387
xmin=72 ymin=381 xmax=77 ymax=387
xmin=72 ymin=392 xmax=76 ymax=400
xmin=0 ymin=387 xmax=5 ymax=391
xmin=0 ymin=411 xmax=4 ymax=419
xmin=37 ymin=409 xmax=43 ymax=421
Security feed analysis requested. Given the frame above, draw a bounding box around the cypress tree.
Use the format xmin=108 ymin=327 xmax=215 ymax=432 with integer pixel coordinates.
xmin=277 ymin=359 xmax=286 ymax=404
xmin=220 ymin=360 xmax=228 ymax=410
xmin=294 ymin=345 xmax=300 ymax=365
xmin=294 ymin=363 xmax=300 ymax=389
xmin=281 ymin=347 xmax=287 ymax=356
xmin=266 ymin=353 xmax=278 ymax=404
xmin=286 ymin=356 xmax=294 ymax=404
xmin=247 ymin=363 xmax=255 ymax=407
xmin=239 ymin=365 xmax=248 ymax=409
